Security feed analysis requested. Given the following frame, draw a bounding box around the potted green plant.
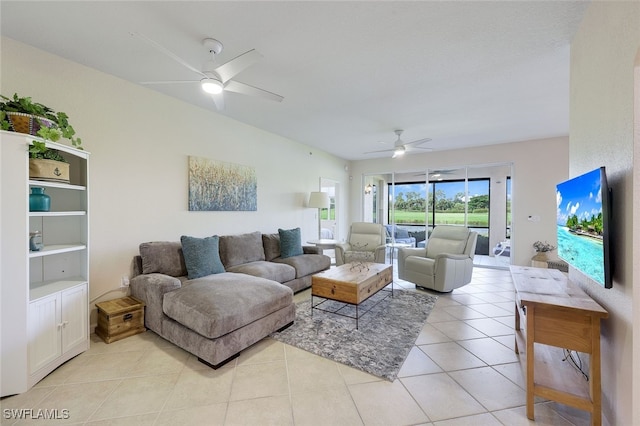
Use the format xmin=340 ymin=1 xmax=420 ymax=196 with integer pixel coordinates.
xmin=27 ymin=141 xmax=70 ymax=183
xmin=1 ymin=93 xmax=84 ymax=183
xmin=1 ymin=93 xmax=83 ymax=149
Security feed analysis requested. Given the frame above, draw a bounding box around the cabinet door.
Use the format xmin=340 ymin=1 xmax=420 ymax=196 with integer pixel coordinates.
xmin=61 ymin=283 xmax=88 ymax=353
xmin=28 ymin=294 xmax=62 ymax=374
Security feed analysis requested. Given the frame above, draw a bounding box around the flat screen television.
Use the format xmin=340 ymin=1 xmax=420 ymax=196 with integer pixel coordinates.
xmin=556 ymin=167 xmax=612 ymax=288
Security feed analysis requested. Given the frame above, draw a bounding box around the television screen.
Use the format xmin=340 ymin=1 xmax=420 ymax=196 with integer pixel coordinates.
xmin=556 ymin=167 xmax=612 ymax=288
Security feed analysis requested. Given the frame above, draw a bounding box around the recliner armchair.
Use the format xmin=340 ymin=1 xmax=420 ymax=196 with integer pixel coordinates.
xmin=335 ymin=222 xmax=386 ymax=266
xmin=398 ymin=225 xmax=478 ymax=292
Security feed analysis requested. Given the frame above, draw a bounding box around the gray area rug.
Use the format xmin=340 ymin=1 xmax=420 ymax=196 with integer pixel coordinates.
xmin=271 ymin=289 xmax=437 ymax=381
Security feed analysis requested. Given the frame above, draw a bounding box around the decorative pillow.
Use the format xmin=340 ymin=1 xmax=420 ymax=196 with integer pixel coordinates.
xmin=180 ymin=235 xmax=225 ymax=279
xmin=139 ymin=241 xmax=187 ymax=277
xmin=262 ymin=233 xmax=281 ymax=261
xmin=396 ymin=228 xmax=410 ymax=239
xmin=278 ymin=227 xmax=303 ymax=258
xmin=408 ymin=231 xmax=426 ymax=243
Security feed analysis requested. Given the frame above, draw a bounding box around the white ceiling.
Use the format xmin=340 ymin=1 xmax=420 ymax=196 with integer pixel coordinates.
xmin=0 ymin=1 xmax=589 ymax=161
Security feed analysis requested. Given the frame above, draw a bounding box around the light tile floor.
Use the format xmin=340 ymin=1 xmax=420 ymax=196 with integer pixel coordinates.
xmin=1 ymin=267 xmax=592 ymax=425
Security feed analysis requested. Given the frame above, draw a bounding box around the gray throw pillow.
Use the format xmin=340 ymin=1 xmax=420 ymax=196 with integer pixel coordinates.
xmin=262 ymin=233 xmax=281 ymax=261
xmin=278 ymin=227 xmax=303 ymax=258
xmin=396 ymin=228 xmax=410 ymax=239
xmin=180 ymin=235 xmax=225 ymax=279
xmin=408 ymin=230 xmax=426 ymax=243
xmin=139 ymin=241 xmax=187 ymax=277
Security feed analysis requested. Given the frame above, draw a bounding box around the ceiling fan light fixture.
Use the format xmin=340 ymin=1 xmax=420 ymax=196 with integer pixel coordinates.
xmin=201 ymin=78 xmax=223 ymax=94
xmin=392 ymin=146 xmax=405 ymax=158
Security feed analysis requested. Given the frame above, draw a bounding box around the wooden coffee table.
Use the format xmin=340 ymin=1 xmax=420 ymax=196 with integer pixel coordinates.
xmin=311 ymin=262 xmax=393 ymax=329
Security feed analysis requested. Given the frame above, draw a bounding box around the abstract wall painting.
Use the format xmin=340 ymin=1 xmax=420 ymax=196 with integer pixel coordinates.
xmin=188 ymin=156 xmax=257 ymax=211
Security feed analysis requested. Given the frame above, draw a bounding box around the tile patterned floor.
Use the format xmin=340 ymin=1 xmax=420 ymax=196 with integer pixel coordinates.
xmin=1 ymin=267 xmax=592 ymax=425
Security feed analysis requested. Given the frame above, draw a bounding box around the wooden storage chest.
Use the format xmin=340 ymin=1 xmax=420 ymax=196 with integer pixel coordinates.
xmin=95 ymin=296 xmax=146 ymax=343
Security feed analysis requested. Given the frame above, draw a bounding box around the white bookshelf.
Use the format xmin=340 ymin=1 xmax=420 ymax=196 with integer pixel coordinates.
xmin=1 ymin=131 xmax=90 ymax=396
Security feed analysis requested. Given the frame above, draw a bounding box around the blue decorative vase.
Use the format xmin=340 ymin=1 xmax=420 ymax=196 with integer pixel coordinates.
xmin=29 ymin=187 xmax=51 ymax=212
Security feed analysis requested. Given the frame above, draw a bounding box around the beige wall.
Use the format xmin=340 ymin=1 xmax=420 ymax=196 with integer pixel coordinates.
xmin=350 ymin=136 xmax=570 ymax=267
xmin=0 ymin=37 xmax=350 ymax=316
xmin=570 ymin=1 xmax=639 ymax=425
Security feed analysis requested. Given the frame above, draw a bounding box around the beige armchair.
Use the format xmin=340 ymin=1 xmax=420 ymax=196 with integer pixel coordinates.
xmin=335 ymin=222 xmax=386 ymax=266
xmin=398 ymin=225 xmax=477 ymax=292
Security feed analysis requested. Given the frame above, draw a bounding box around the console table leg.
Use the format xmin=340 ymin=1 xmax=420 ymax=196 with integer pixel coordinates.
xmin=526 ymin=305 xmax=535 ymax=420
xmin=514 ymin=302 xmax=520 ymax=353
xmin=590 ymin=319 xmax=602 ymax=426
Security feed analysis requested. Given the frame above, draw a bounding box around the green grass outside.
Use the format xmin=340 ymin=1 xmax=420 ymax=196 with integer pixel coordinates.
xmin=391 ymin=210 xmax=489 ymax=226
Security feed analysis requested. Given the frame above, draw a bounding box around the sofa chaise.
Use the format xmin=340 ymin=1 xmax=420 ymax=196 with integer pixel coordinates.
xmin=130 ymin=230 xmax=330 ymax=368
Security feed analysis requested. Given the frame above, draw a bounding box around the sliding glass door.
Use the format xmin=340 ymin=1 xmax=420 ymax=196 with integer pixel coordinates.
xmin=363 ymin=162 xmax=512 ymax=268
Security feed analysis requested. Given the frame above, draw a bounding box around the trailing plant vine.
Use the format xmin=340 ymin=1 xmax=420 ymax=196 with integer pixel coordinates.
xmin=0 ymin=93 xmax=83 ymax=150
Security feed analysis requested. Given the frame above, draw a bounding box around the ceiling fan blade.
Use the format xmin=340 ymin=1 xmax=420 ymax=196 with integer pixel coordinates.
xmin=363 ymin=148 xmax=394 ymax=154
xmin=211 ymin=92 xmax=225 ymax=110
xmin=407 ymin=146 xmax=433 ymax=151
xmin=140 ymin=80 xmax=199 ymax=85
xmin=405 ymin=137 xmax=433 ymax=146
xmin=214 ymin=49 xmax=263 ymax=83
xmin=132 ymin=31 xmax=205 ymax=77
xmin=224 ymin=80 xmax=284 ymax=102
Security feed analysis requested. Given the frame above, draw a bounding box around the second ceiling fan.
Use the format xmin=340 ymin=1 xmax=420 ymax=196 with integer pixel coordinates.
xmin=364 ymin=130 xmax=432 ymax=158
xmin=134 ymin=32 xmax=283 ymax=110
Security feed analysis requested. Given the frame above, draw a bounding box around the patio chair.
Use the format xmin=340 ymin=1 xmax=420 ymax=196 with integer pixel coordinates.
xmin=397 ymin=225 xmax=478 ymax=292
xmin=335 ymin=222 xmax=386 ymax=266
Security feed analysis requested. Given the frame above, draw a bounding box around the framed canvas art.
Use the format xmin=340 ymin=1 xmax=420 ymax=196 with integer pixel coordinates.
xmin=188 ymin=156 xmax=257 ymax=211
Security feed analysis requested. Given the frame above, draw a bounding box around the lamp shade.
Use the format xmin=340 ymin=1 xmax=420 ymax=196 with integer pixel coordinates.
xmin=308 ymin=191 xmax=330 ymax=209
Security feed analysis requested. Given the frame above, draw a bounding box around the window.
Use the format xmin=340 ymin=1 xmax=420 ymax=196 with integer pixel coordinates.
xmin=430 ymin=179 xmax=490 ymax=228
xmin=320 ymin=196 xmax=336 ymax=220
xmin=389 ymin=178 xmax=490 ymax=229
xmin=389 ymin=182 xmax=426 ymax=225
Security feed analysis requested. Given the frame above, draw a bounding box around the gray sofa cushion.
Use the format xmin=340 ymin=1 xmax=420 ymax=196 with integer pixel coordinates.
xmin=163 ymin=273 xmax=293 ymax=339
xmin=226 ymin=261 xmax=296 ymax=283
xmin=139 ymin=241 xmax=187 ymax=277
xmin=273 ymin=254 xmax=331 ymax=278
xmin=262 ymin=233 xmax=281 ymax=261
xmin=219 ymin=232 xmax=266 ymax=268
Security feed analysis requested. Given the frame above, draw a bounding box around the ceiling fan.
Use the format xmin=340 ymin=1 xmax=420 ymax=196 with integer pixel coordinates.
xmin=363 ymin=130 xmax=432 ymax=158
xmin=133 ymin=32 xmax=283 ymax=110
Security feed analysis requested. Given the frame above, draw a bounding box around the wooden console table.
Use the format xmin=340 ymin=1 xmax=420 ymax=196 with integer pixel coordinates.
xmin=510 ymin=266 xmax=608 ymax=426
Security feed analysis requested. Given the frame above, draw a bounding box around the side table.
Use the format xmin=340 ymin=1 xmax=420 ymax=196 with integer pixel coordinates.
xmin=306 ymin=239 xmax=339 ymax=253
xmin=386 ymin=242 xmax=412 ymax=266
xmin=307 ymin=239 xmax=339 ymax=264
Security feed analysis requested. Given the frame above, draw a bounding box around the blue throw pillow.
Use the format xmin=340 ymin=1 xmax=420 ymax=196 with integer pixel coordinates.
xmin=396 ymin=228 xmax=410 ymax=239
xmin=180 ymin=235 xmax=225 ymax=279
xmin=278 ymin=227 xmax=303 ymax=258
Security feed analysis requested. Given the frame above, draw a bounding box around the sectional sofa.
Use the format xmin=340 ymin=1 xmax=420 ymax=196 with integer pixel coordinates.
xmin=130 ymin=230 xmax=330 ymax=368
